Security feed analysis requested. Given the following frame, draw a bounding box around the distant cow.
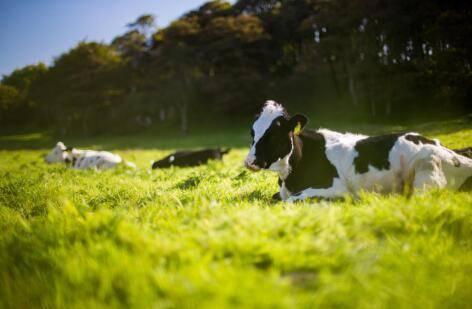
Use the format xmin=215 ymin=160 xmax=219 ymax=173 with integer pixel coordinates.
xmin=244 ymin=100 xmax=472 ymax=202
xmin=45 ymin=142 xmax=135 ymax=170
xmin=152 ymin=148 xmax=230 ymax=169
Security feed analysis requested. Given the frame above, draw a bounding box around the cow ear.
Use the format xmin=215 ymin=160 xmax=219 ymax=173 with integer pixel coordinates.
xmin=287 ymin=114 xmax=308 ymax=135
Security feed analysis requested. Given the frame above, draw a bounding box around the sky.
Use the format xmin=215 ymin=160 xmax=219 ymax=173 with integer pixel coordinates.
xmin=0 ymin=0 xmax=222 ymax=77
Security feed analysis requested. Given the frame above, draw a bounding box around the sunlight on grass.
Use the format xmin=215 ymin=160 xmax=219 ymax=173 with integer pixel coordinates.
xmin=0 ymin=132 xmax=46 ymax=142
xmin=0 ymin=123 xmax=471 ymax=308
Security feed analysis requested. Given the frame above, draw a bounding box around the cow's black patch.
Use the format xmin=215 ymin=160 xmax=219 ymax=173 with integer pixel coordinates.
xmin=284 ymin=130 xmax=339 ymax=193
xmin=271 ymin=178 xmax=284 ymax=200
xmin=405 ymin=134 xmax=436 ymax=145
xmin=272 ymin=192 xmax=282 ymax=201
xmin=453 ymin=147 xmax=472 ymax=159
xmin=152 ymin=148 xmax=230 ymax=169
xmin=459 ymin=176 xmax=472 ymax=191
xmin=354 ymin=133 xmax=404 ymax=174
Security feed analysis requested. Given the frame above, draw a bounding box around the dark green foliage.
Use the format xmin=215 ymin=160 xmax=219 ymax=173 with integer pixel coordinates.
xmin=0 ymin=85 xmax=19 ymax=117
xmin=0 ymin=63 xmax=47 ymax=125
xmin=1 ymin=0 xmax=471 ymax=135
xmin=33 ymin=42 xmax=124 ymax=135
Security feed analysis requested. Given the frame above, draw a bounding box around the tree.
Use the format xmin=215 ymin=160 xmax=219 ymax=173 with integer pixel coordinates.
xmin=1 ymin=63 xmax=47 ymax=124
xmin=40 ymin=42 xmax=123 ymax=135
xmin=127 ymin=14 xmax=156 ymax=39
xmin=1 ymin=0 xmax=471 ymax=133
xmin=151 ymin=17 xmax=202 ymax=133
xmin=111 ymin=30 xmax=146 ymax=59
xmin=0 ymin=84 xmax=19 ymax=123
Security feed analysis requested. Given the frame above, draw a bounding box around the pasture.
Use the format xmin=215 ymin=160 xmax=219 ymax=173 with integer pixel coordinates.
xmin=1 ymin=120 xmax=471 ymax=308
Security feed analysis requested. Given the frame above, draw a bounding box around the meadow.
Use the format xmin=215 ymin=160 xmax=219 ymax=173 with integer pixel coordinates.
xmin=0 ymin=119 xmax=471 ymax=308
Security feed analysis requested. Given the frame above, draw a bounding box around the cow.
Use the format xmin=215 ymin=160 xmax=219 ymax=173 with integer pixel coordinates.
xmin=152 ymin=148 xmax=230 ymax=169
xmin=244 ymin=100 xmax=472 ymax=202
xmin=45 ymin=142 xmax=135 ymax=170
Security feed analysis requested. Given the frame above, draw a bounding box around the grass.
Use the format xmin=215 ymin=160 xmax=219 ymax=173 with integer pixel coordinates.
xmin=0 ymin=119 xmax=471 ymax=308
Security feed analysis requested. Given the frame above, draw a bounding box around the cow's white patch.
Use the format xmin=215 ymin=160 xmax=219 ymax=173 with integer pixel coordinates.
xmin=318 ymin=128 xmax=367 ymax=185
xmin=45 ymin=142 xmax=69 ymax=163
xmin=391 ymin=134 xmax=472 ymax=190
xmin=169 ymin=156 xmax=175 ymax=162
xmin=71 ymin=150 xmax=122 ymax=170
xmin=279 ymin=181 xmax=291 ymax=200
xmin=253 ymin=100 xmax=285 ymax=144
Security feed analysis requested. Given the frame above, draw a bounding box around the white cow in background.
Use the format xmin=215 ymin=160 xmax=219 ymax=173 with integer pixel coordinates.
xmin=45 ymin=142 xmax=135 ymax=170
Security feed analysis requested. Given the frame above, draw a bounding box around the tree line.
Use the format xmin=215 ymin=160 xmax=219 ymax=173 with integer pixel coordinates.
xmin=1 ymin=0 xmax=471 ymax=135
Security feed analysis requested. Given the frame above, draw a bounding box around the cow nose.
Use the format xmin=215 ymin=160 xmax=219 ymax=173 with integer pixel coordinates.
xmin=244 ymin=157 xmax=261 ymax=171
xmin=245 ymin=162 xmax=261 ymax=171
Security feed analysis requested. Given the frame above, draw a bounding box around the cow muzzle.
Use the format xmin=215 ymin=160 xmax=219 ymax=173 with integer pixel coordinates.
xmin=244 ymin=156 xmax=265 ymax=172
xmin=245 ymin=161 xmax=261 ymax=172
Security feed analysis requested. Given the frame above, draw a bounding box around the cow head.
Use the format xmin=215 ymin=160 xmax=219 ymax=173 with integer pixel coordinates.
xmin=45 ymin=142 xmax=71 ymax=163
xmin=245 ymin=100 xmax=308 ymax=172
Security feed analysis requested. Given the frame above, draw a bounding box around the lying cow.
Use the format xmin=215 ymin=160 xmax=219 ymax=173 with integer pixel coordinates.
xmin=152 ymin=148 xmax=230 ymax=169
xmin=45 ymin=142 xmax=135 ymax=170
xmin=244 ymin=100 xmax=472 ymax=202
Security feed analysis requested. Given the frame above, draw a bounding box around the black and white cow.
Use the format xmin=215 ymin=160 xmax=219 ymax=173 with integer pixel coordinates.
xmin=245 ymin=100 xmax=472 ymax=202
xmin=45 ymin=142 xmax=135 ymax=170
xmin=152 ymin=148 xmax=230 ymax=169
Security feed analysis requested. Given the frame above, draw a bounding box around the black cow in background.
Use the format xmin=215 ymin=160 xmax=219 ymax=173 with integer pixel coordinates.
xmin=152 ymin=148 xmax=230 ymax=169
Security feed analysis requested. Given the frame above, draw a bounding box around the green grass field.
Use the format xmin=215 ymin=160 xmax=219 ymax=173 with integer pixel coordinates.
xmin=1 ymin=119 xmax=471 ymax=308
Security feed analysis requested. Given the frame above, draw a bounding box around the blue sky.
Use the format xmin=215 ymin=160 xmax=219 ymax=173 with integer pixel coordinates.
xmin=0 ymin=0 xmax=223 ymax=77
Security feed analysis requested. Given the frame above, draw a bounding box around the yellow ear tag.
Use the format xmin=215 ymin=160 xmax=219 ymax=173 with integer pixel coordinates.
xmin=294 ymin=122 xmax=302 ymax=135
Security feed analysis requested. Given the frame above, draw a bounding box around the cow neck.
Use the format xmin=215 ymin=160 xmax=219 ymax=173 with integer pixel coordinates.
xmin=281 ymin=132 xmax=302 ymax=180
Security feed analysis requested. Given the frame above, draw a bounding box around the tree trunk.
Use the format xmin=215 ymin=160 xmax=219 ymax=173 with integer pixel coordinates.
xmin=370 ymin=100 xmax=376 ymax=118
xmin=343 ymin=59 xmax=358 ymax=107
xmin=159 ymin=108 xmax=166 ymax=121
xmin=327 ymin=59 xmax=341 ymax=97
xmin=82 ymin=114 xmax=88 ymax=136
xmin=347 ymin=70 xmax=358 ymax=107
xmin=385 ymin=100 xmax=391 ymax=116
xmin=179 ymin=101 xmax=188 ymax=135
